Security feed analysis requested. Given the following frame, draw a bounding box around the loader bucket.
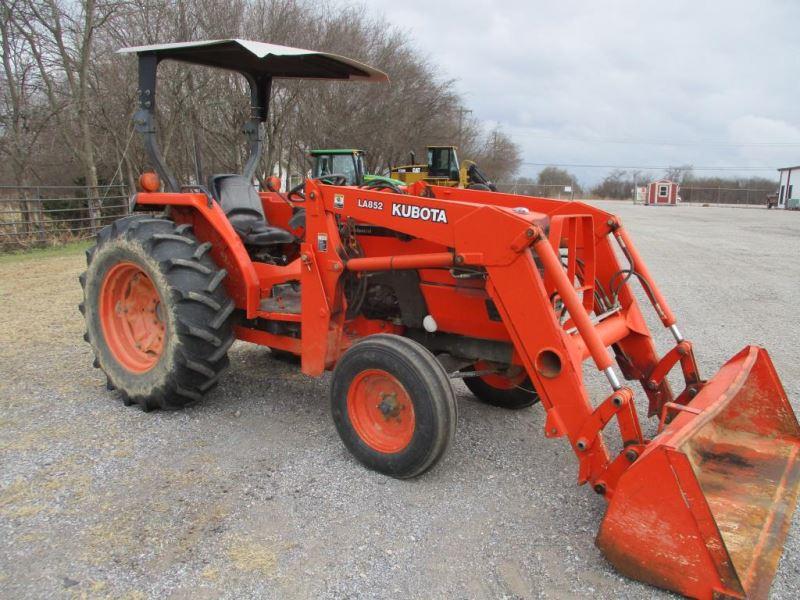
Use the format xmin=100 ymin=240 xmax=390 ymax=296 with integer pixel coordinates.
xmin=597 ymin=346 xmax=800 ymax=599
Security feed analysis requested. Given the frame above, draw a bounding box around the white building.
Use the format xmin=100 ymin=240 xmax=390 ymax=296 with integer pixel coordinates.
xmin=777 ymin=166 xmax=799 ymax=209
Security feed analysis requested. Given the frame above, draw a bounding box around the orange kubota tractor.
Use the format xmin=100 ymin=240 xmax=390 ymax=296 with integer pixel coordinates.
xmin=79 ymin=40 xmax=799 ymax=599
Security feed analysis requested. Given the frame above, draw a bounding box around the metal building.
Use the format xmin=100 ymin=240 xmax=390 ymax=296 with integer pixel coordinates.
xmin=777 ymin=166 xmax=799 ymax=209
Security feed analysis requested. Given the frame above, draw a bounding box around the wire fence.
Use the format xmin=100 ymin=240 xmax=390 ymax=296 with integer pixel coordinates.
xmin=497 ymin=182 xmax=775 ymax=206
xmin=495 ymin=182 xmax=576 ymax=199
xmin=677 ymin=186 xmax=774 ymax=207
xmin=0 ymin=185 xmax=130 ymax=252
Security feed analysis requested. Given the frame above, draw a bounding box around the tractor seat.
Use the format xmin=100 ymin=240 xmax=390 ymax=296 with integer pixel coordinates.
xmin=208 ymin=174 xmax=295 ymax=246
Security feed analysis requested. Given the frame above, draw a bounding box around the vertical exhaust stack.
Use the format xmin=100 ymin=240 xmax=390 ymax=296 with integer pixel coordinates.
xmin=597 ymin=346 xmax=800 ymax=599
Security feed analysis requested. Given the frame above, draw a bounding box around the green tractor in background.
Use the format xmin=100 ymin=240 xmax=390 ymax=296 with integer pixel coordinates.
xmin=310 ymin=148 xmax=404 ymax=188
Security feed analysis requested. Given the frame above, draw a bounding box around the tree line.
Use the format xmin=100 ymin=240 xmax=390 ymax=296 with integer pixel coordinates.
xmin=0 ymin=0 xmax=522 ymax=199
xmin=590 ymin=167 xmax=776 ymax=202
xmin=506 ymin=166 xmax=777 ymax=203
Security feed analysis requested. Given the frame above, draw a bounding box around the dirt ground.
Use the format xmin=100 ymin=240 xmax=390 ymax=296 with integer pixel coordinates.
xmin=1 ymin=201 xmax=799 ymax=599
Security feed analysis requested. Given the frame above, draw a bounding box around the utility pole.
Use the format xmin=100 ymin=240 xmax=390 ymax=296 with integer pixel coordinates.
xmin=456 ymin=108 xmax=472 ymax=147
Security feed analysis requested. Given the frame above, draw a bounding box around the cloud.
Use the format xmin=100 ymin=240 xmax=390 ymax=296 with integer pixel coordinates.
xmin=365 ymin=0 xmax=800 ymax=185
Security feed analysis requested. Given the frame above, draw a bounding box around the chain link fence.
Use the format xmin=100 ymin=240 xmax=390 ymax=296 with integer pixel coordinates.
xmin=0 ymin=185 xmax=130 ymax=252
xmin=497 ymin=183 xmax=774 ymax=207
xmin=677 ymin=186 xmax=773 ymax=207
xmin=495 ymin=182 xmax=576 ymax=199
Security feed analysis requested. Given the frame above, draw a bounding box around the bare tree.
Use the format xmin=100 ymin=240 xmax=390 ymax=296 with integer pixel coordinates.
xmin=536 ymin=166 xmax=582 ymax=193
xmin=664 ymin=164 xmax=694 ymax=184
xmin=470 ymin=127 xmax=521 ymax=183
xmin=13 ymin=0 xmax=120 ymax=231
xmin=1 ymin=0 xmax=524 ymax=196
xmin=591 ymin=169 xmax=633 ymax=199
xmin=0 ymin=0 xmax=62 ymax=234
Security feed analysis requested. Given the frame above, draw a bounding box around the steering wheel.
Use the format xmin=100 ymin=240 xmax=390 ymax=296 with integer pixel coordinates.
xmin=287 ymin=181 xmax=306 ymax=202
xmin=287 ymin=174 xmax=350 ymax=203
xmin=316 ymin=173 xmax=349 ymax=186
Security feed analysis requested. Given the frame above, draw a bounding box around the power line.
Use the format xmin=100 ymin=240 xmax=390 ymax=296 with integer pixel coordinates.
xmin=523 ymin=135 xmax=800 ymax=148
xmin=521 ymin=162 xmax=778 ymax=172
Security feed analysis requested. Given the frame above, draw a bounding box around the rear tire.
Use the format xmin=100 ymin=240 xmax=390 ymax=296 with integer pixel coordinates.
xmin=79 ymin=216 xmax=235 ymax=410
xmin=463 ymin=362 xmax=539 ymax=410
xmin=330 ymin=334 xmax=457 ymax=478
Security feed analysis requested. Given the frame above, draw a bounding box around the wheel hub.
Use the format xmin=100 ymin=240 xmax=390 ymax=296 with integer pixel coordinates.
xmin=346 ymin=369 xmax=415 ymax=453
xmin=100 ymin=262 xmax=165 ymax=373
xmin=378 ymin=392 xmax=404 ymax=420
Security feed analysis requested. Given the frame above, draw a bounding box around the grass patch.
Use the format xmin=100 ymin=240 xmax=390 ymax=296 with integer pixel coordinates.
xmin=0 ymin=240 xmax=92 ymax=264
xmin=227 ymin=538 xmax=278 ymax=576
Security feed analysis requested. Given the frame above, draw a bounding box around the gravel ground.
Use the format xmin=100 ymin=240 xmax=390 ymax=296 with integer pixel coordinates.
xmin=1 ymin=201 xmax=799 ymax=599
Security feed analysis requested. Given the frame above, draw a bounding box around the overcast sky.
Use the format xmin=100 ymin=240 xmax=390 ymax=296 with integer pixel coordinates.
xmin=366 ymin=0 xmax=799 ymax=185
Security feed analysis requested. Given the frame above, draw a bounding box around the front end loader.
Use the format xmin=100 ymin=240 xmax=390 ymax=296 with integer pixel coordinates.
xmin=78 ymin=39 xmax=800 ymax=599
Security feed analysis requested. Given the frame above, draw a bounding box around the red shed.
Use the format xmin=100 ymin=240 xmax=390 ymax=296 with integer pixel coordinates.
xmin=646 ymin=179 xmax=679 ymax=205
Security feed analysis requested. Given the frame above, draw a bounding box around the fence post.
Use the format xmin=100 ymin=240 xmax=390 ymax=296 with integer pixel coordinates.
xmin=124 ymin=184 xmax=131 ymax=216
xmin=36 ymin=187 xmax=46 ymax=244
xmin=716 ymin=186 xmax=721 ymax=205
xmin=20 ymin=187 xmax=32 ymax=236
xmin=87 ymin=185 xmax=101 ymax=235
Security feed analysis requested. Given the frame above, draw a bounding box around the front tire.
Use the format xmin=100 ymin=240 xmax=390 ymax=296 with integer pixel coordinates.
xmin=79 ymin=216 xmax=235 ymax=410
xmin=330 ymin=335 xmax=457 ymax=478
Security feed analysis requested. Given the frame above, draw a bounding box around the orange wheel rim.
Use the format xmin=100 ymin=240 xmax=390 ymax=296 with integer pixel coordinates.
xmin=99 ymin=262 xmax=165 ymax=373
xmin=346 ymin=369 xmax=415 ymax=453
xmin=475 ymin=360 xmax=526 ymax=390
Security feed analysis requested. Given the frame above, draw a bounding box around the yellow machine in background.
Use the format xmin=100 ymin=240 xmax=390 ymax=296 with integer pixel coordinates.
xmin=391 ymin=146 xmax=496 ymax=190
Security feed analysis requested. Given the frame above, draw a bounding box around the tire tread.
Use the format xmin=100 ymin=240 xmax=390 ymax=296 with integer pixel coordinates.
xmin=79 ymin=215 xmax=235 ymax=411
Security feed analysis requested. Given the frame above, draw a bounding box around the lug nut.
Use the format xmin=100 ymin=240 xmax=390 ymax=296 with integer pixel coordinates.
xmin=625 ymin=449 xmax=639 ymax=462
